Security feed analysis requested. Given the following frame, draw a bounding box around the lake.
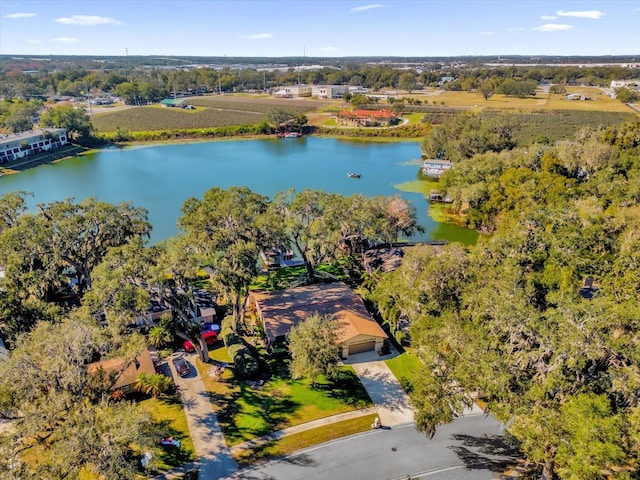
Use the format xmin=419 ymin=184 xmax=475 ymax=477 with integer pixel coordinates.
xmin=0 ymin=137 xmax=478 ymax=245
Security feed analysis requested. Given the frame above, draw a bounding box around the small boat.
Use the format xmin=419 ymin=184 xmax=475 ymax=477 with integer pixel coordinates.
xmin=278 ymin=131 xmax=301 ymax=138
xmin=347 ymin=173 xmax=361 ymax=178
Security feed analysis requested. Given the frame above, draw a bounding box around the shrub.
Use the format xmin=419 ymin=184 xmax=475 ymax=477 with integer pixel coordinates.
xmin=227 ymin=343 xmax=259 ymax=378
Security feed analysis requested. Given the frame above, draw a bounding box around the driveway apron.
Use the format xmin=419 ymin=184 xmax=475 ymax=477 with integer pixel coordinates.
xmin=345 ymin=351 xmax=414 ymax=426
xmin=169 ymin=352 xmax=238 ymax=479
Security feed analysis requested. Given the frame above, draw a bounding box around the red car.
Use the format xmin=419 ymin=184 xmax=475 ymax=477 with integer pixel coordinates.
xmin=183 ymin=330 xmax=218 ymax=353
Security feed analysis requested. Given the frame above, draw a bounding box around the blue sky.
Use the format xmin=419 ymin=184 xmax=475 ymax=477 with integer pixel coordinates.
xmin=1 ymin=1 xmax=639 ymax=57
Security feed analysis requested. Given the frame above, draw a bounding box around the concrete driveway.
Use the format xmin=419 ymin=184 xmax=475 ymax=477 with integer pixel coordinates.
xmin=166 ymin=352 xmax=238 ymax=479
xmin=344 ymin=349 xmax=414 ymax=426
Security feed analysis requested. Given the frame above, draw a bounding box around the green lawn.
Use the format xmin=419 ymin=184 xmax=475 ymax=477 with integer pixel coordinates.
xmin=139 ymin=394 xmax=196 ymax=472
xmin=234 ymin=413 xmax=378 ymax=465
xmin=208 ymin=341 xmax=232 ymax=363
xmin=251 ymin=262 xmax=347 ymax=291
xmin=385 ymin=349 xmax=421 ymax=393
xmin=197 ymin=358 xmax=372 ymax=446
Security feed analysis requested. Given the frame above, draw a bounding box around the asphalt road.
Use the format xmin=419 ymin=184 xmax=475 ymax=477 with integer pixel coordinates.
xmin=224 ymin=414 xmax=520 ymax=480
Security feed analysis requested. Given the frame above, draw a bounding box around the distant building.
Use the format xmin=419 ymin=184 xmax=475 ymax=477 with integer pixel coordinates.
xmin=160 ymin=98 xmax=191 ymax=107
xmin=610 ymin=80 xmax=640 ymax=90
xmin=421 ymin=158 xmax=453 ymax=178
xmin=311 ymin=84 xmax=349 ymax=98
xmin=566 ymin=93 xmax=590 ymax=101
xmin=272 ymin=85 xmax=312 ymax=98
xmin=336 ymin=108 xmax=397 ymax=127
xmin=0 ymin=128 xmax=68 ymax=164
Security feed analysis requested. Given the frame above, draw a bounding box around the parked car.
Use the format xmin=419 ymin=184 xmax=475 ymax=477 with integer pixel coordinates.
xmin=172 ymin=357 xmax=190 ymax=377
xmin=200 ymin=323 xmax=221 ymax=333
xmin=183 ymin=330 xmax=218 ymax=353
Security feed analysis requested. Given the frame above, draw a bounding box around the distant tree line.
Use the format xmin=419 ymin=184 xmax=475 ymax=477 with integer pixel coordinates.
xmin=1 ymin=61 xmax=638 ymax=104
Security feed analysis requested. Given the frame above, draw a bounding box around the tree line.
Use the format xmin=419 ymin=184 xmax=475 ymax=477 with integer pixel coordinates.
xmin=365 ymin=119 xmax=640 ymax=479
xmin=2 ymin=61 xmax=638 ymax=103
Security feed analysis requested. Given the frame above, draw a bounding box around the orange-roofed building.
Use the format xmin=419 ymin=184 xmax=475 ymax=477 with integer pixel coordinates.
xmin=336 ymin=109 xmax=398 ymax=127
xmin=250 ymin=282 xmax=388 ymax=358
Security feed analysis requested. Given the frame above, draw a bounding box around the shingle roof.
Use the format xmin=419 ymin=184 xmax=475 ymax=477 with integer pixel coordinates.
xmin=338 ymin=109 xmax=396 ymax=119
xmin=87 ymin=349 xmax=155 ymax=390
xmin=252 ymin=282 xmax=387 ymax=343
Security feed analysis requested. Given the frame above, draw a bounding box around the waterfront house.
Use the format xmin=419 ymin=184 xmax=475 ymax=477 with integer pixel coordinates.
xmin=421 ymin=158 xmax=453 ymax=178
xmin=0 ymin=128 xmax=68 ymax=164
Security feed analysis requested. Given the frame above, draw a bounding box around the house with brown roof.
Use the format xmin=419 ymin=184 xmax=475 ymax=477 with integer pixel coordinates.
xmin=87 ymin=349 xmax=156 ymax=394
xmin=250 ymin=282 xmax=388 ymax=358
xmin=336 ymin=109 xmax=398 ymax=127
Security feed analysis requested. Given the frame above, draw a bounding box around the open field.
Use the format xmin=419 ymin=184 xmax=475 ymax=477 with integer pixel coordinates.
xmin=91 ymin=105 xmax=264 ymax=132
xmin=91 ymin=94 xmax=327 ymax=132
xmin=88 ymin=91 xmax=638 ymax=144
xmin=394 ymin=88 xmax=635 ymax=113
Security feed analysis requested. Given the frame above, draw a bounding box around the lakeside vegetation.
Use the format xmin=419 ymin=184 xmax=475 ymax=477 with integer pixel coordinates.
xmin=365 ymin=118 xmax=640 ymax=479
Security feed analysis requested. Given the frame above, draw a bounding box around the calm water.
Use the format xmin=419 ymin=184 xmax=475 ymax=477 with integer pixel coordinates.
xmin=0 ymin=137 xmax=478 ymax=245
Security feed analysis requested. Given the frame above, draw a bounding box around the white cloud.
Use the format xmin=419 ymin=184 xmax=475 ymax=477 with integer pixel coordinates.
xmin=246 ymin=33 xmax=272 ymax=40
xmin=4 ymin=12 xmax=36 ymax=19
xmin=27 ymin=39 xmax=42 ymax=44
xmin=55 ymin=15 xmax=121 ymax=26
xmin=350 ymin=4 xmax=385 ymax=13
xmin=541 ymin=15 xmax=557 ymax=20
xmin=52 ymin=37 xmax=80 ymax=43
xmin=481 ymin=31 xmax=495 ymax=36
xmin=557 ymin=10 xmax=605 ymax=19
xmin=318 ymin=46 xmax=339 ymax=52
xmin=534 ymin=23 xmax=574 ymax=32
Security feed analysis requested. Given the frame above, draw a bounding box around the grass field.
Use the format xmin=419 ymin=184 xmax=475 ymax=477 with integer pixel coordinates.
xmin=91 ymin=94 xmax=328 ymax=132
xmin=89 ymin=90 xmax=638 ymax=144
xmin=398 ymin=88 xmax=635 ymax=113
xmin=198 ymin=357 xmax=372 ymax=447
xmin=233 ymin=413 xmax=378 ymax=465
xmin=139 ymin=394 xmax=196 ymax=472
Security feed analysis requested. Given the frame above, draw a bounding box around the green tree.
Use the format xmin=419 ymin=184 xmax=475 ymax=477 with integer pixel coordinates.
xmin=0 ymin=196 xmax=151 ymax=319
xmin=148 ymin=324 xmax=172 ymax=348
xmin=289 ymin=313 xmax=340 ymax=385
xmin=113 ymin=81 xmax=141 ymax=105
xmin=178 ymin=186 xmax=279 ymax=330
xmin=615 ymin=87 xmax=640 ymax=103
xmin=134 ymin=372 xmax=172 ymax=397
xmin=1 ymin=100 xmax=40 ymax=133
xmin=39 ymin=104 xmax=93 ymax=141
xmin=478 ymin=80 xmax=495 ymax=101
xmin=398 ymin=72 xmax=418 ymax=93
xmin=0 ymin=318 xmax=157 ymax=479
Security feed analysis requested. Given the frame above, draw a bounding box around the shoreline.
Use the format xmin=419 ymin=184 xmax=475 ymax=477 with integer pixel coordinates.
xmin=1 ymin=133 xmax=421 ymax=176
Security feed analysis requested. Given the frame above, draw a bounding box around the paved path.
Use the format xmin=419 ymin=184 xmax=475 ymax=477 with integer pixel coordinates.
xmin=162 ymin=352 xmax=238 ymax=479
xmin=344 ymin=349 xmax=415 ymax=426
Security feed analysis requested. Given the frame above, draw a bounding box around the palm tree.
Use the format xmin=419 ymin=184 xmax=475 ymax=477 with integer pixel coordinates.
xmin=148 ymin=325 xmax=172 ymax=348
xmin=134 ymin=372 xmax=172 ymax=398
